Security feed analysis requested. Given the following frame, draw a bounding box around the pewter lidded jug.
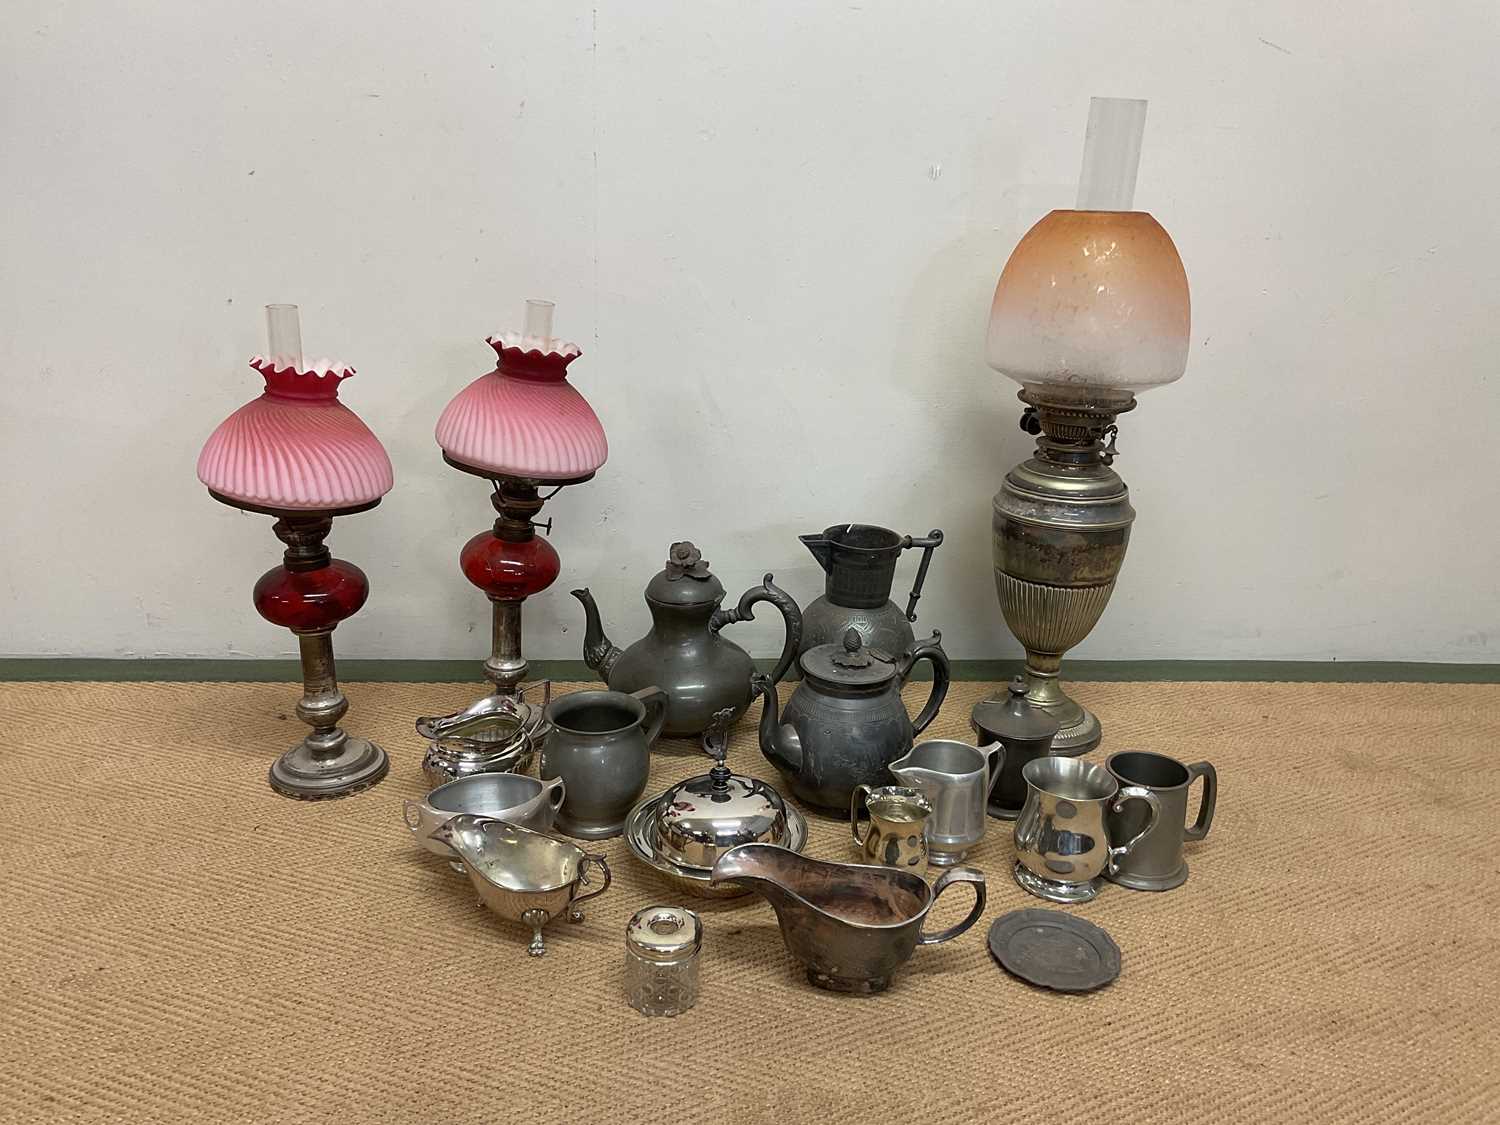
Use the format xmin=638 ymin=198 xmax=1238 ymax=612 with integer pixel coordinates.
xmin=798 ymin=524 xmax=943 ymax=660
xmin=754 ymin=628 xmax=950 ymax=811
xmin=572 ymin=542 xmax=802 ymax=737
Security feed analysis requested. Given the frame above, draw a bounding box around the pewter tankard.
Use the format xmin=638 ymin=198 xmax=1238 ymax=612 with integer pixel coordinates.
xmin=1012 ymin=757 xmax=1160 ymax=904
xmin=1104 ymin=751 xmax=1217 ymax=891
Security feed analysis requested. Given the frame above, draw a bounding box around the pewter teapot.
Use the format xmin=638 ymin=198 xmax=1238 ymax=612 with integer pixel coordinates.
xmin=572 ymin=541 xmax=802 ymax=738
xmin=753 ymin=628 xmax=950 ymax=811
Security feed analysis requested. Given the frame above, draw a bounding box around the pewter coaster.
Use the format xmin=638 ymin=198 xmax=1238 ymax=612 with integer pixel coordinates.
xmin=987 ymin=908 xmax=1121 ymax=993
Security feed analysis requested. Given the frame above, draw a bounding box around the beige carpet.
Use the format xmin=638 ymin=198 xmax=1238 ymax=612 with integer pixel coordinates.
xmin=1 ymin=678 xmax=1496 ymax=1123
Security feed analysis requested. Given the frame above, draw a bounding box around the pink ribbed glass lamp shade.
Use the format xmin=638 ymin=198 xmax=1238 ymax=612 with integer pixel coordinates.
xmin=435 ymin=329 xmax=608 ymax=482
xmin=197 ymin=356 xmax=395 ymax=512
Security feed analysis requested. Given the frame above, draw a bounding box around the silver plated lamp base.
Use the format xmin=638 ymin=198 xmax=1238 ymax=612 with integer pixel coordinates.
xmin=269 ymin=736 xmax=389 ymax=800
xmin=1013 ymin=860 xmax=1101 ymax=905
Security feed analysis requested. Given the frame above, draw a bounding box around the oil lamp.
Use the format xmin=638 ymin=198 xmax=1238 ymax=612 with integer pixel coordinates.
xmin=982 ymin=98 xmax=1190 ymax=753
xmin=419 ymin=299 xmax=607 ymax=779
xmin=197 ymin=304 xmax=395 ymax=798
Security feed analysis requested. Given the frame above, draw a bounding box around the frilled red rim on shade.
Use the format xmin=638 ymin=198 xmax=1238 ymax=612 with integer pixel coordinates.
xmin=197 ymin=357 xmax=394 ymax=511
xmin=434 ymin=338 xmax=608 ymax=481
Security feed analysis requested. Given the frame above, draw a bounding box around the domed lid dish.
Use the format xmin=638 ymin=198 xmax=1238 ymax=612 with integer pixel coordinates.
xmin=798 ymin=628 xmax=899 ymax=690
xmin=652 ymin=709 xmax=792 ymax=869
xmin=971 ymin=676 xmax=1061 ymax=746
xmin=643 ymin=541 xmax=726 ymax=607
xmin=625 ymin=905 xmax=702 ymax=961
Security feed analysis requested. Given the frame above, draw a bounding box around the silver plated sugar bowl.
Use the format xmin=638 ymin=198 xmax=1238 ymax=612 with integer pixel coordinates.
xmin=414 ymin=687 xmax=549 ymax=788
xmin=624 ymin=905 xmax=703 ymax=1017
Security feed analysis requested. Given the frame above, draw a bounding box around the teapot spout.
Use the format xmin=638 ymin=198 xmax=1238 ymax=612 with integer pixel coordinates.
xmin=570 ymin=588 xmax=623 ymax=681
xmin=751 ymin=673 xmax=803 ymax=778
xmin=799 ymin=533 xmax=834 ymax=575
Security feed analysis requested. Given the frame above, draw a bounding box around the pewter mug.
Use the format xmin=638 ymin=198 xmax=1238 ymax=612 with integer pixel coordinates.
xmin=889 ymin=740 xmax=1003 ymax=867
xmin=540 ymin=686 xmax=667 ymax=840
xmin=710 ymin=844 xmax=986 ymax=994
xmin=1104 ymin=751 xmax=1217 ymax=892
xmin=1012 ymin=757 xmax=1161 ymax=904
xmin=850 ymin=784 xmax=932 ymax=877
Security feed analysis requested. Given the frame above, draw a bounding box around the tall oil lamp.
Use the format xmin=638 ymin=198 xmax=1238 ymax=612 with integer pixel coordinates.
xmin=197 ymin=304 xmax=395 ymax=798
xmin=982 ymin=98 xmax=1191 ymax=753
xmin=419 ymin=300 xmax=607 ymax=779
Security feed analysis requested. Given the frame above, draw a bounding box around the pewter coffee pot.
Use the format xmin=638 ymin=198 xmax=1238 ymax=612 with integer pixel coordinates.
xmin=572 ymin=541 xmax=802 ymax=737
xmin=754 ymin=628 xmax=950 ymax=812
xmin=798 ymin=524 xmax=943 ymax=659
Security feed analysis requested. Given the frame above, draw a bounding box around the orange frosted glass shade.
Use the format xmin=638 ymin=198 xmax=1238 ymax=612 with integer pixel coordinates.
xmin=986 ymin=210 xmax=1190 ymax=395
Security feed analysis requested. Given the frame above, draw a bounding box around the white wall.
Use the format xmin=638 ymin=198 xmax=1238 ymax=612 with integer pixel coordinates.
xmin=3 ymin=2 xmax=1497 ymax=663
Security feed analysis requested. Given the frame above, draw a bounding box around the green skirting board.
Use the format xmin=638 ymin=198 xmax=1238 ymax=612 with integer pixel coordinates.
xmin=1 ymin=658 xmax=1496 ymax=683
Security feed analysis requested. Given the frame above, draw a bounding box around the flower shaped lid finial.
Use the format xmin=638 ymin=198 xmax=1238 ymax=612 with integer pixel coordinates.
xmin=645 ymin=540 xmax=725 ymax=606
xmin=664 ymin=542 xmax=712 ymax=581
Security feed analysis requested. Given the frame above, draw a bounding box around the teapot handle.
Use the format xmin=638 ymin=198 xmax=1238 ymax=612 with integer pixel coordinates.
xmin=900 ymin=530 xmax=943 ymax=622
xmin=711 ymin=573 xmax=804 ymax=685
xmin=899 ymin=630 xmax=951 ymax=735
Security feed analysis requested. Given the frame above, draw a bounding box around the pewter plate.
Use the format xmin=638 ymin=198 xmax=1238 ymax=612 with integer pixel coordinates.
xmin=623 ymin=794 xmax=809 ymax=900
xmin=987 ymin=908 xmax=1121 ymax=993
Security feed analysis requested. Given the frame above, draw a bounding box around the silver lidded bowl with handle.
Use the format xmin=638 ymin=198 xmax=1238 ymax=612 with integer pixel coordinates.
xmin=403 ymin=771 xmax=566 ymax=869
xmin=625 ymin=709 xmax=807 ymax=898
xmin=429 ymin=814 xmax=610 ymax=957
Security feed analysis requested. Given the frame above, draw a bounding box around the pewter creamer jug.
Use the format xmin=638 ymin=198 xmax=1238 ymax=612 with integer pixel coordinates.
xmin=798 ymin=524 xmax=943 ymax=660
xmin=572 ymin=541 xmax=802 ymax=737
xmin=889 ymin=739 xmax=1004 ymax=867
xmin=755 ymin=628 xmax=950 ymax=811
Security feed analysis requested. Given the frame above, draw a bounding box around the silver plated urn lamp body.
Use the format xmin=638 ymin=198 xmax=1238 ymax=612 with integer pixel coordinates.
xmin=983 ymin=98 xmax=1190 ymax=753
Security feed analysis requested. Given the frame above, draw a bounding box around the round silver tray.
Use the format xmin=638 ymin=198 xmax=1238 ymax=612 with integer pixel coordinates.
xmin=623 ymin=793 xmax=809 ymax=900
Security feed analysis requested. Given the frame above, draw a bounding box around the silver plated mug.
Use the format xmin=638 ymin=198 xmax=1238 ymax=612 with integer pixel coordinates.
xmin=1012 ymin=757 xmax=1161 ymax=904
xmin=1105 ymin=751 xmax=1217 ymax=891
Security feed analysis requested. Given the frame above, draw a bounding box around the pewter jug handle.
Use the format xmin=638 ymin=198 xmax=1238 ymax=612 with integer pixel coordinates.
xmin=980 ymin=742 xmax=1005 ymax=796
xmin=900 ymin=630 xmax=951 ymax=735
xmin=900 ymin=530 xmax=943 ymax=622
xmin=402 ymin=799 xmax=425 ymax=833
xmin=917 ymin=866 xmax=986 ymax=946
xmin=1183 ymin=760 xmax=1217 ymax=841
xmin=630 ymin=686 xmax=669 ymax=747
xmin=710 ymin=574 xmax=804 ymax=685
xmin=572 ymin=853 xmax=612 ymax=908
xmin=850 ymin=784 xmax=874 ymax=847
xmin=1106 ymin=786 xmax=1162 ymax=875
